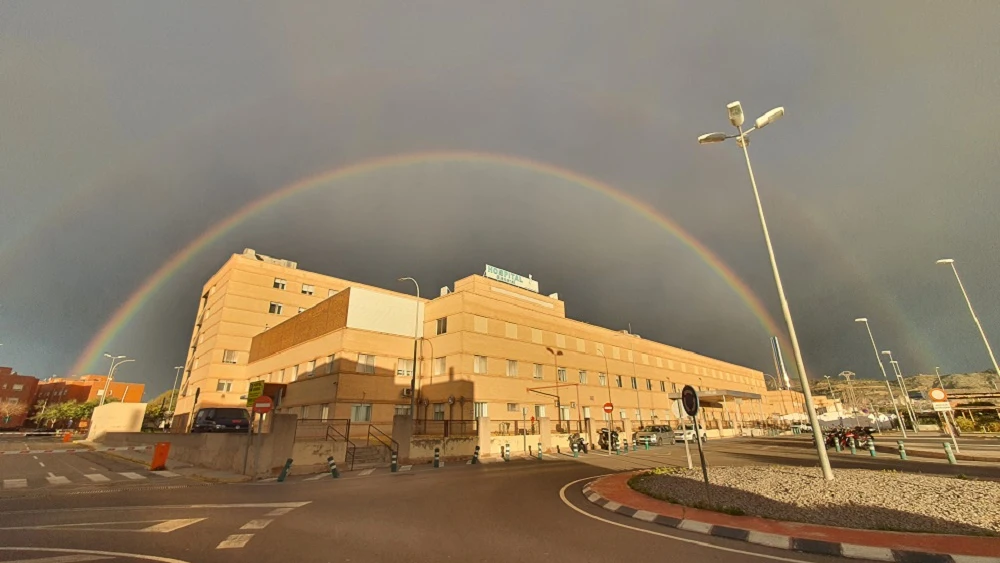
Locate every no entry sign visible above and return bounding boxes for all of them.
[681,385,699,417]
[253,395,273,414]
[603,402,614,414]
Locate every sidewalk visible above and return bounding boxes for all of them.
[83,442,251,484]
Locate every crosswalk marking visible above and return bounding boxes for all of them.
[46,475,71,485]
[216,533,254,549]
[240,519,272,530]
[150,471,180,477]
[3,478,28,489]
[358,468,375,476]
[304,473,327,481]
[119,472,146,480]
[398,465,412,472]
[84,473,111,482]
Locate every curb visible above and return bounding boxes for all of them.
[581,473,1000,563]
[93,449,250,484]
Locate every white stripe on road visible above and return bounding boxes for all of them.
[85,474,111,482]
[240,519,272,530]
[140,518,206,533]
[358,469,375,476]
[46,475,71,485]
[398,465,412,471]
[840,544,894,561]
[0,555,113,563]
[304,474,327,481]
[3,478,28,489]
[216,534,254,549]
[38,462,45,467]
[119,472,146,480]
[265,507,295,517]
[150,471,180,477]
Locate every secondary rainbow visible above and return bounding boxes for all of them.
[70,151,789,376]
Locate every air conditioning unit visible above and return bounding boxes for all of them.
[401,388,413,397]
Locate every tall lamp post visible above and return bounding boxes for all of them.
[698,101,833,480]
[597,349,614,457]
[100,354,134,406]
[398,278,421,420]
[168,365,183,415]
[882,351,919,432]
[936,259,1000,387]
[854,319,906,437]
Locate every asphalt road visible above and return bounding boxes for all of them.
[0,458,865,563]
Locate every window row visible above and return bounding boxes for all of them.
[272,277,339,298]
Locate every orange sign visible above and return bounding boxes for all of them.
[150,441,171,471]
[929,388,948,402]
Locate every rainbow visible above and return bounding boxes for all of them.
[70,151,789,376]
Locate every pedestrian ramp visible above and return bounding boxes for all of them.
[2,470,180,490]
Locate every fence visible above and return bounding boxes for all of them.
[550,419,585,434]
[489,419,537,436]
[414,419,478,437]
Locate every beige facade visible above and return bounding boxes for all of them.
[173,249,405,427]
[245,269,772,433]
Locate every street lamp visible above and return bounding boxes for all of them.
[936,259,1000,385]
[597,349,614,457]
[168,365,184,416]
[398,277,421,420]
[698,101,833,480]
[100,353,134,406]
[546,347,565,425]
[854,319,906,437]
[882,351,919,432]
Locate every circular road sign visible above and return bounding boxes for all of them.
[928,388,948,402]
[253,395,273,414]
[603,402,614,414]
[681,385,699,417]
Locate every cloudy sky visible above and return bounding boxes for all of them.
[1,1,998,396]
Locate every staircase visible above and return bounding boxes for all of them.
[350,445,390,470]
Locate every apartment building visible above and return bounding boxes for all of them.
[245,268,771,432]
[34,375,145,406]
[172,249,406,429]
[0,367,40,429]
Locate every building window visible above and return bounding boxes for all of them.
[660,381,666,392]
[12,384,24,391]
[598,373,607,386]
[474,316,488,333]
[506,403,519,413]
[619,409,627,420]
[273,278,286,290]
[397,358,414,377]
[535,405,546,419]
[473,356,487,375]
[583,406,591,419]
[560,406,571,420]
[630,377,638,390]
[222,350,238,364]
[432,403,445,420]
[603,412,611,421]
[635,409,641,420]
[357,354,376,374]
[301,284,315,295]
[297,307,306,314]
[556,334,566,348]
[269,302,283,314]
[7,397,19,404]
[505,323,517,338]
[278,369,285,383]
[533,364,544,380]
[350,404,372,422]
[321,404,330,421]
[615,375,623,388]
[671,382,678,392]
[307,360,316,375]
[435,317,448,335]
[433,357,446,376]
[474,402,488,418]
[299,406,307,419]
[394,405,411,416]
[646,379,652,391]
[579,370,588,384]
[327,355,335,374]
[558,368,567,383]
[216,380,233,392]
[506,360,518,377]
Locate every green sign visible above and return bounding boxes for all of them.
[246,380,265,408]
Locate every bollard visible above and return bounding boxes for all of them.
[327,456,340,478]
[632,439,637,452]
[391,451,399,472]
[433,447,441,468]
[897,440,907,460]
[472,445,480,464]
[644,440,649,451]
[504,443,510,462]
[834,439,842,453]
[850,437,857,455]
[868,439,877,457]
[277,458,293,482]
[944,442,957,465]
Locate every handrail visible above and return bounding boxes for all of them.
[368,425,399,457]
[326,422,357,471]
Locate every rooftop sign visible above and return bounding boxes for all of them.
[484,264,539,293]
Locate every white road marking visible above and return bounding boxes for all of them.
[38,462,45,467]
[265,507,295,517]
[632,509,658,522]
[747,531,791,549]
[32,456,38,460]
[46,475,71,485]
[0,555,113,563]
[6,502,312,516]
[119,472,146,480]
[240,519,272,530]
[150,471,180,477]
[84,474,111,482]
[840,543,894,561]
[398,465,412,471]
[140,518,206,533]
[559,476,822,562]
[304,473,327,481]
[0,546,191,563]
[3,478,28,489]
[216,534,254,549]
[678,520,714,534]
[358,469,375,476]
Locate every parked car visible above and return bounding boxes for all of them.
[635,425,675,446]
[680,426,707,443]
[190,407,251,433]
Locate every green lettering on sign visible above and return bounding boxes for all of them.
[246,380,265,408]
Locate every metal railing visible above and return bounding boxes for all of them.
[550,419,584,434]
[367,425,399,462]
[490,419,537,436]
[414,419,478,437]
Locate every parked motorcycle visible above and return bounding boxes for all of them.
[568,433,588,453]
[598,428,621,451]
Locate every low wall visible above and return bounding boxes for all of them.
[409,435,477,462]
[290,440,347,475]
[87,402,146,442]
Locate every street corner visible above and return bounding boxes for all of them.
[581,472,1000,562]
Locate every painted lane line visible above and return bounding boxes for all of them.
[358,469,375,476]
[240,519,272,530]
[0,546,191,563]
[6,501,313,516]
[140,518,206,533]
[265,508,295,517]
[119,472,146,480]
[150,471,180,477]
[46,475,71,485]
[38,462,45,467]
[0,555,114,563]
[84,474,111,482]
[3,478,28,489]
[32,456,38,460]
[558,476,820,563]
[304,474,326,481]
[216,534,254,549]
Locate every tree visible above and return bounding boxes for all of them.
[144,401,168,428]
[0,401,27,425]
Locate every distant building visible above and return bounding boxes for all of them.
[0,367,40,429]
[34,374,145,407]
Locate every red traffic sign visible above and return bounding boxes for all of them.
[928,388,948,402]
[681,385,700,417]
[252,396,273,414]
[603,402,614,414]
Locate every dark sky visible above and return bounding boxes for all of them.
[1,2,998,397]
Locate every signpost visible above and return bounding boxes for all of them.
[929,388,960,453]
[681,385,710,499]
[603,403,614,457]
[246,380,265,408]
[250,396,272,479]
